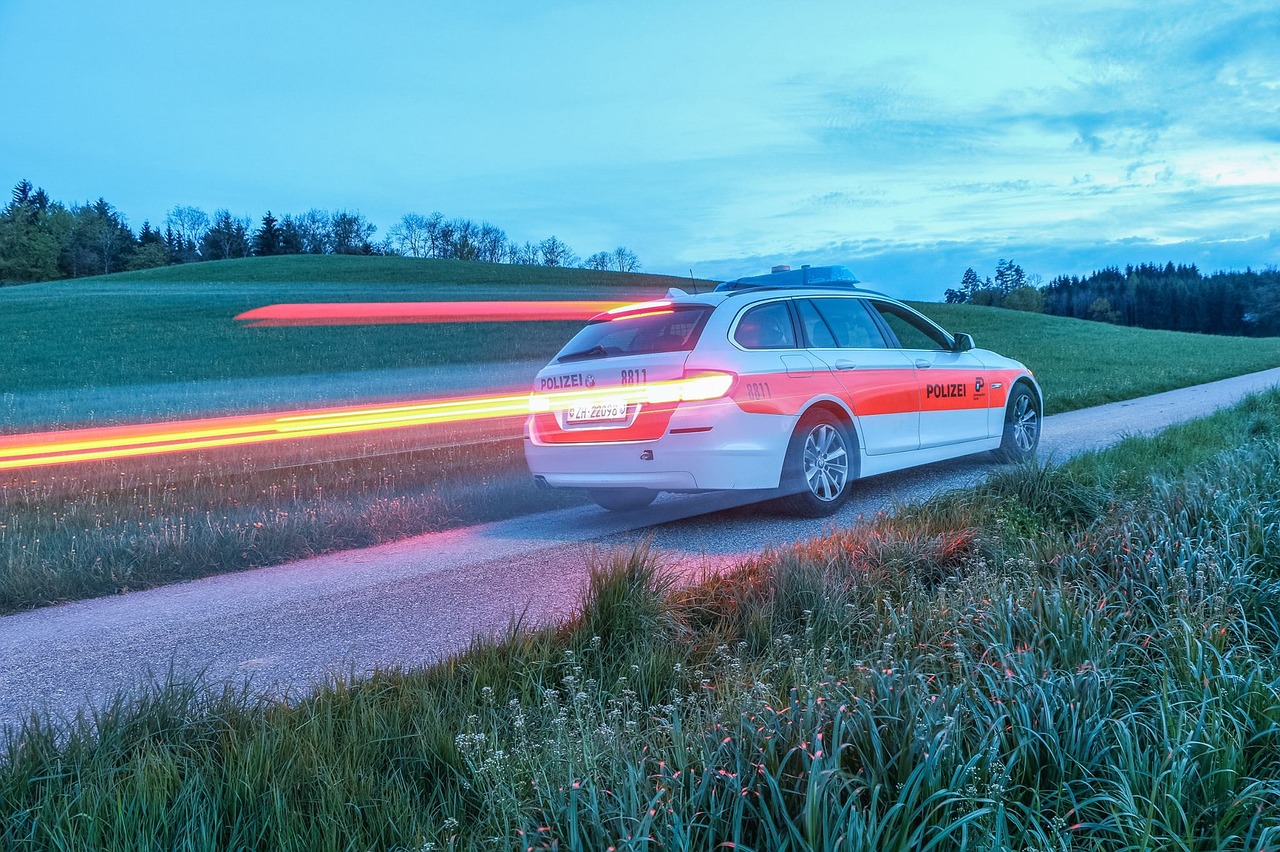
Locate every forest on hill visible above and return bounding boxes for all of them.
[0,179,640,284]
[945,258,1280,337]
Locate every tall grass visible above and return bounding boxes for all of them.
[4,393,1280,849]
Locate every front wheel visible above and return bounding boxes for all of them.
[994,384,1040,463]
[776,410,855,517]
[587,487,658,512]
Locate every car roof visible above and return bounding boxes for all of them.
[658,274,891,309]
[595,267,897,320]
[715,264,861,291]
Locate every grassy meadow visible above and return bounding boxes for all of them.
[2,256,698,396]
[2,256,1279,612]
[4,390,1279,850]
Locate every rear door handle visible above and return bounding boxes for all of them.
[915,359,933,369]
[834,359,857,371]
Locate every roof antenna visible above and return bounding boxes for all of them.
[688,268,699,294]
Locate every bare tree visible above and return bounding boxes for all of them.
[504,240,540,265]
[294,209,332,254]
[330,210,377,254]
[388,213,431,257]
[423,212,446,258]
[585,251,612,270]
[476,222,507,263]
[539,235,577,267]
[165,205,209,257]
[611,246,640,273]
[447,219,480,260]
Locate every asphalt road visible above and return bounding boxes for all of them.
[3,366,1279,729]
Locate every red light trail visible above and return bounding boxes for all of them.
[0,391,533,471]
[235,301,631,326]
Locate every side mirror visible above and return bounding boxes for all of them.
[952,332,975,352]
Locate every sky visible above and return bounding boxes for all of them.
[2,0,1277,299]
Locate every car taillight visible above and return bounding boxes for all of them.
[527,370,736,414]
[643,371,736,404]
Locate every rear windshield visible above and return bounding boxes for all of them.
[554,304,713,363]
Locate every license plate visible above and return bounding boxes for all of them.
[565,398,629,424]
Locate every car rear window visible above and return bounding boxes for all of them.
[733,301,798,349]
[554,304,713,363]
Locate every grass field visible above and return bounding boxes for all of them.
[2,256,1279,613]
[2,256,701,395]
[4,390,1278,850]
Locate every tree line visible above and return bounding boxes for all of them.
[945,259,1280,337]
[0,179,642,284]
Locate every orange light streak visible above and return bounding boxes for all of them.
[0,391,534,472]
[605,309,674,321]
[1,367,736,472]
[235,301,633,327]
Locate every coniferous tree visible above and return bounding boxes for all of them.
[200,210,251,260]
[278,215,304,254]
[252,211,283,256]
[0,179,66,281]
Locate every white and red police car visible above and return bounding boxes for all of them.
[525,265,1041,515]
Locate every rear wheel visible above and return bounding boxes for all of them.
[777,409,855,517]
[994,384,1040,463]
[587,487,658,512]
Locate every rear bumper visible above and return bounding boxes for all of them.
[525,401,797,491]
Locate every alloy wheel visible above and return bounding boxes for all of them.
[802,423,849,501]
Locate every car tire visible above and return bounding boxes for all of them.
[994,384,1040,463]
[587,487,658,512]
[777,409,855,517]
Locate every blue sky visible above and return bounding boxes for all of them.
[2,0,1277,298]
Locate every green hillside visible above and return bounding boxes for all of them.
[3,255,1278,416]
[98,254,707,291]
[3,257,701,396]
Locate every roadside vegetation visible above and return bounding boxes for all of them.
[4,390,1279,849]
[2,256,1279,613]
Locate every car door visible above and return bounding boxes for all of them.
[865,299,989,448]
[727,298,826,416]
[797,296,920,455]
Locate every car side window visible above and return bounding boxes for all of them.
[734,301,797,350]
[795,299,837,347]
[809,298,887,348]
[869,301,950,351]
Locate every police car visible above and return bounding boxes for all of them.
[525,265,1041,515]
